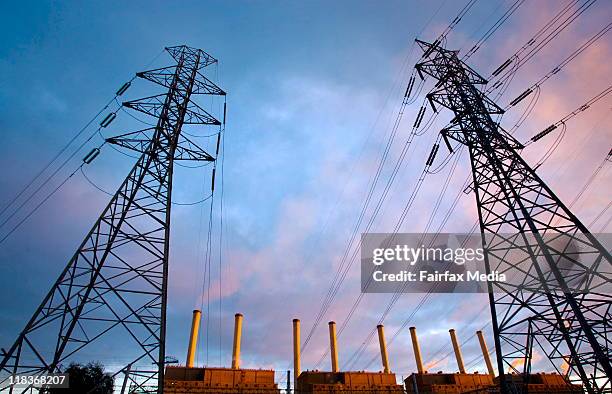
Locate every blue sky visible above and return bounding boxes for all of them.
[1,0,611,386]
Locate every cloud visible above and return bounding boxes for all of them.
[1,1,611,383]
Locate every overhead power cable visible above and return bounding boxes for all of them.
[462,0,526,60]
[81,166,215,206]
[301,88,409,352]
[300,0,455,355]
[0,100,122,227]
[0,143,105,245]
[504,22,612,110]
[344,82,609,371]
[433,0,480,46]
[316,0,532,368]
[318,138,458,370]
[495,0,580,67]
[304,92,432,356]
[490,0,598,88]
[0,48,165,225]
[294,54,424,363]
[590,200,612,231]
[313,120,446,369]
[0,117,116,233]
[342,6,609,369]
[567,152,610,209]
[525,84,612,147]
[548,148,611,228]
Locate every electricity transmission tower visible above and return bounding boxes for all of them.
[0,45,225,393]
[414,40,611,393]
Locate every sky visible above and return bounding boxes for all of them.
[0,0,611,388]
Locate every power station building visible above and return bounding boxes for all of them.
[162,312,581,394]
[163,312,280,394]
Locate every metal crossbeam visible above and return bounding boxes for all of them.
[123,94,221,125]
[137,67,225,96]
[106,129,215,162]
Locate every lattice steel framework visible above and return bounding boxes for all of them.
[415,39,611,393]
[0,45,225,393]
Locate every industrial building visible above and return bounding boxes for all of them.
[160,307,583,394]
[403,327,496,394]
[404,327,581,394]
[293,320,405,393]
[163,311,280,394]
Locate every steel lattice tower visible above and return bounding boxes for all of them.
[0,45,225,393]
[415,40,611,393]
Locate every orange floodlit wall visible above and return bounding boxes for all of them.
[405,372,495,394]
[164,366,280,393]
[297,370,404,393]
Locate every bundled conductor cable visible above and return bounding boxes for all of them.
[426,143,440,166]
[413,105,426,128]
[405,75,416,98]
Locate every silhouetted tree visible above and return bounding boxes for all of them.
[47,362,113,394]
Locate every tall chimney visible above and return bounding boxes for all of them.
[477,330,495,377]
[377,324,390,373]
[328,321,339,372]
[232,313,243,369]
[409,326,425,374]
[293,319,301,388]
[186,310,201,368]
[449,329,466,373]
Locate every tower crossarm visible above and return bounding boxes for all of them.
[137,66,225,96]
[106,129,215,161]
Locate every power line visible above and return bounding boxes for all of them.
[300,0,455,355]
[322,141,460,370]
[462,0,526,60]
[0,49,165,227]
[590,200,612,230]
[0,103,119,229]
[312,113,443,369]
[344,18,602,372]
[0,142,104,245]
[307,0,488,365]
[314,0,531,369]
[0,100,115,220]
[523,84,612,161]
[432,0,480,47]
[504,22,612,111]
[490,0,598,88]
[566,151,610,209]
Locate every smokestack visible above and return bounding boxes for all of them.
[409,327,425,374]
[449,329,466,373]
[377,324,390,373]
[328,321,339,372]
[232,313,243,369]
[293,319,301,388]
[186,310,202,368]
[477,330,495,377]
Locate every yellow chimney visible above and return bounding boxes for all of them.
[377,324,390,373]
[409,326,425,374]
[232,313,243,369]
[328,321,339,372]
[293,319,301,387]
[186,310,201,368]
[477,330,495,377]
[449,329,466,373]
